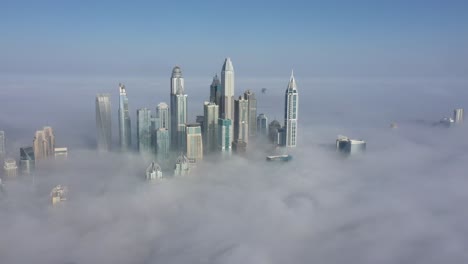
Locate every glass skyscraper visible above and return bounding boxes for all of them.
[186,124,203,162]
[257,113,268,136]
[137,108,152,154]
[118,83,131,151]
[234,96,249,144]
[156,128,170,164]
[210,74,222,107]
[0,131,5,163]
[96,94,112,151]
[170,66,187,152]
[156,102,170,130]
[203,102,219,154]
[284,71,299,147]
[221,58,234,120]
[243,90,257,137]
[20,146,35,175]
[218,118,233,153]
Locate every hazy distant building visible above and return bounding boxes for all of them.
[196,115,205,134]
[234,96,249,144]
[174,154,190,176]
[137,108,153,154]
[336,136,366,154]
[218,118,233,153]
[155,128,170,164]
[268,120,282,144]
[186,124,203,162]
[277,127,286,146]
[96,94,112,151]
[210,74,222,107]
[20,147,35,175]
[454,108,464,123]
[243,90,257,137]
[54,147,68,160]
[220,58,234,120]
[33,127,55,160]
[118,83,131,150]
[203,102,219,154]
[3,158,18,178]
[0,131,5,163]
[155,102,170,130]
[51,185,67,205]
[284,71,299,147]
[146,161,163,181]
[232,139,247,154]
[170,66,188,152]
[257,114,268,136]
[440,117,455,127]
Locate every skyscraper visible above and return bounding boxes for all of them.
[234,96,249,144]
[454,108,464,123]
[257,113,268,136]
[336,136,366,155]
[268,120,282,144]
[210,74,222,107]
[20,146,35,175]
[156,102,170,130]
[146,161,163,181]
[243,90,257,137]
[220,58,234,120]
[4,158,18,178]
[155,128,170,164]
[137,108,152,154]
[118,83,131,150]
[170,66,187,152]
[33,127,55,160]
[203,102,219,153]
[186,124,203,162]
[284,71,299,147]
[0,131,5,163]
[174,154,190,176]
[96,94,112,151]
[218,118,233,153]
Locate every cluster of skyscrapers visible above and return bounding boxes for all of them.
[95,58,299,177]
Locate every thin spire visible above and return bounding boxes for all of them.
[287,70,297,91]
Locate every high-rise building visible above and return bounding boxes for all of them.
[51,185,67,205]
[268,120,282,144]
[454,108,464,123]
[220,58,234,120]
[218,118,233,153]
[186,124,203,162]
[137,108,152,154]
[156,102,170,130]
[146,161,163,181]
[336,136,366,154]
[118,83,131,150]
[20,146,35,175]
[210,74,222,107]
[3,158,18,178]
[203,102,219,153]
[232,139,247,154]
[234,96,249,144]
[96,94,112,151]
[174,154,190,176]
[0,131,5,163]
[54,147,68,160]
[243,90,257,137]
[196,115,205,134]
[155,128,170,164]
[33,127,55,160]
[170,66,187,152]
[257,114,268,136]
[284,71,299,147]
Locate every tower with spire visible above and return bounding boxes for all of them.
[118,83,131,151]
[284,71,298,147]
[220,58,234,120]
[170,66,187,152]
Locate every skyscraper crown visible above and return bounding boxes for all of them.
[287,70,297,92]
[172,66,183,78]
[221,57,234,72]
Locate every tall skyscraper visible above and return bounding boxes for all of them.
[137,108,152,154]
[4,158,18,178]
[156,102,170,130]
[20,146,35,175]
[210,74,222,107]
[243,90,257,137]
[174,154,190,176]
[155,128,170,164]
[268,120,282,144]
[96,94,112,151]
[186,124,203,162]
[220,58,234,120]
[118,83,131,150]
[203,102,219,154]
[0,131,5,163]
[218,118,233,153]
[284,71,299,147]
[454,108,464,123]
[33,127,55,160]
[234,96,249,144]
[146,161,163,181]
[257,113,268,136]
[170,66,188,152]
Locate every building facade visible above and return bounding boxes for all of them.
[243,90,257,137]
[220,58,234,120]
[4,158,18,178]
[137,108,152,154]
[155,128,170,164]
[203,102,219,154]
[268,120,282,144]
[218,118,233,153]
[186,124,203,162]
[20,146,35,175]
[156,102,170,130]
[210,74,222,107]
[96,94,112,151]
[174,154,190,176]
[336,136,366,154]
[118,83,131,150]
[170,66,187,152]
[146,161,163,181]
[33,127,55,160]
[0,131,5,163]
[284,71,299,147]
[257,113,268,136]
[454,108,464,123]
[234,96,249,144]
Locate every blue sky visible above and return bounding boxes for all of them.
[1,0,468,77]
